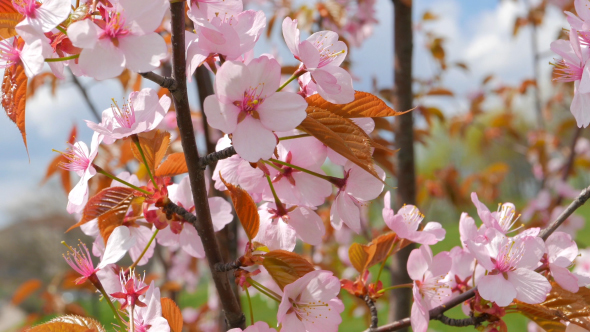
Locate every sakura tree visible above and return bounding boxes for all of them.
[4,0,590,331]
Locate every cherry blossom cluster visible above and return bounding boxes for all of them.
[10,0,589,331]
[551,0,590,127]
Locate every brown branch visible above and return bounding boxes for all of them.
[167,2,245,329]
[215,259,242,272]
[69,68,101,121]
[434,313,489,327]
[361,295,378,331]
[139,71,178,93]
[370,183,590,332]
[198,146,236,169]
[390,0,415,328]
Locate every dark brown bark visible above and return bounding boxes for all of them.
[390,0,415,329]
[167,2,245,329]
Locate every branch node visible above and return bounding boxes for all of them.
[434,313,489,327]
[360,295,378,331]
[139,72,178,92]
[197,146,237,170]
[214,259,242,272]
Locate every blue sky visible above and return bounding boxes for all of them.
[0,0,564,227]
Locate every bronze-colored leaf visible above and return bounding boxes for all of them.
[348,243,375,273]
[219,174,259,240]
[2,62,28,154]
[131,130,171,173]
[161,298,183,332]
[27,315,106,332]
[262,250,315,290]
[0,0,21,39]
[305,91,408,118]
[298,109,378,179]
[67,187,136,232]
[515,282,590,331]
[11,279,42,305]
[155,152,188,177]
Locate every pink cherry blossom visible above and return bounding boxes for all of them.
[63,240,99,285]
[407,245,452,332]
[67,0,168,80]
[574,248,590,277]
[110,269,149,310]
[471,192,521,234]
[187,0,243,22]
[86,88,171,144]
[383,192,445,245]
[13,0,70,42]
[98,226,138,270]
[228,321,277,332]
[185,9,265,76]
[277,270,344,332]
[212,135,266,200]
[282,17,354,104]
[203,57,308,162]
[331,162,385,233]
[59,132,103,214]
[550,28,590,127]
[0,37,43,78]
[467,229,551,307]
[130,281,171,332]
[156,176,233,257]
[263,137,331,207]
[447,246,476,295]
[254,202,325,251]
[545,232,590,292]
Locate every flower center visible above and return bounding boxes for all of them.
[401,205,424,227]
[12,0,38,17]
[111,98,136,128]
[100,10,130,42]
[0,39,22,69]
[289,299,331,323]
[56,144,91,173]
[493,240,524,273]
[416,275,450,304]
[310,33,346,68]
[496,203,520,233]
[551,59,583,83]
[234,84,265,123]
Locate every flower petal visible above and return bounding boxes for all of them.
[118,33,167,73]
[98,226,137,269]
[508,269,551,304]
[232,116,277,162]
[257,92,308,132]
[478,274,517,306]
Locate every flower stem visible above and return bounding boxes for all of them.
[268,158,337,183]
[128,229,159,270]
[375,235,398,282]
[45,54,79,62]
[247,277,282,302]
[56,25,67,35]
[279,134,310,141]
[265,175,287,214]
[130,304,135,332]
[95,280,126,328]
[245,286,254,325]
[94,166,152,196]
[276,69,305,92]
[378,283,413,294]
[132,135,159,189]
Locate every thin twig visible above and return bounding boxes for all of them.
[361,295,378,331]
[198,146,237,169]
[370,184,590,332]
[167,1,245,329]
[139,71,178,93]
[434,313,489,327]
[69,68,101,121]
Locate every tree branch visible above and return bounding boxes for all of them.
[139,71,178,93]
[361,295,378,331]
[434,313,489,327]
[198,146,236,169]
[215,259,243,272]
[167,2,245,329]
[69,68,101,122]
[370,183,590,332]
